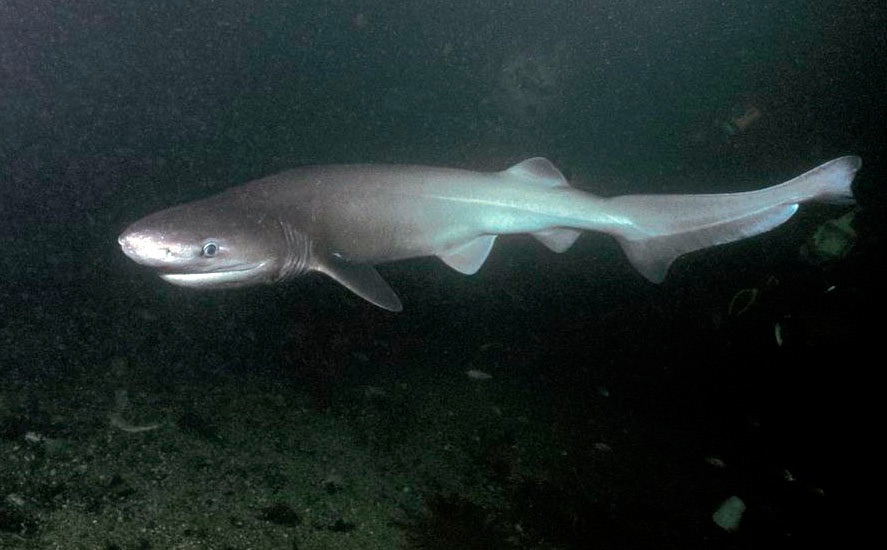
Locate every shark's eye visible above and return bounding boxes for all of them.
[202,242,218,257]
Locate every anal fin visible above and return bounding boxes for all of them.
[533,228,581,253]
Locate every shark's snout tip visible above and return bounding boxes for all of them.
[117,232,131,250]
[117,230,140,260]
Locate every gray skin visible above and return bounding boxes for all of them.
[119,156,861,311]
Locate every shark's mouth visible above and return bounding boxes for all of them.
[158,262,270,288]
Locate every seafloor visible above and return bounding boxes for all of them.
[1,208,871,549]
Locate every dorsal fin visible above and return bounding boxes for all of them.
[503,157,569,188]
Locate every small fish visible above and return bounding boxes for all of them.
[466,369,492,380]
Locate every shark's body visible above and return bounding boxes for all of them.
[119,156,861,311]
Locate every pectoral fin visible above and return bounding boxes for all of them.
[315,255,403,311]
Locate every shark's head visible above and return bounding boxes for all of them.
[118,195,310,289]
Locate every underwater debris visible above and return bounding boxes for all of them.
[0,504,38,536]
[257,503,301,526]
[103,474,138,503]
[108,389,161,433]
[0,413,28,441]
[23,432,49,444]
[728,288,759,317]
[801,209,858,264]
[721,104,762,137]
[400,493,512,550]
[313,518,357,533]
[727,275,780,318]
[363,385,388,399]
[321,471,345,494]
[712,495,746,532]
[175,410,219,440]
[496,42,571,124]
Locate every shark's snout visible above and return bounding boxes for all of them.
[118,231,136,258]
[117,228,175,267]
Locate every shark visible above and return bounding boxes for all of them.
[118,156,861,311]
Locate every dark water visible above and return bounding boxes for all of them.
[1,1,884,548]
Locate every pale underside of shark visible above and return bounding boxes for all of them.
[118,156,861,311]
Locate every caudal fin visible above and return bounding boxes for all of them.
[614,156,862,283]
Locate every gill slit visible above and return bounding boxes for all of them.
[278,220,311,280]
